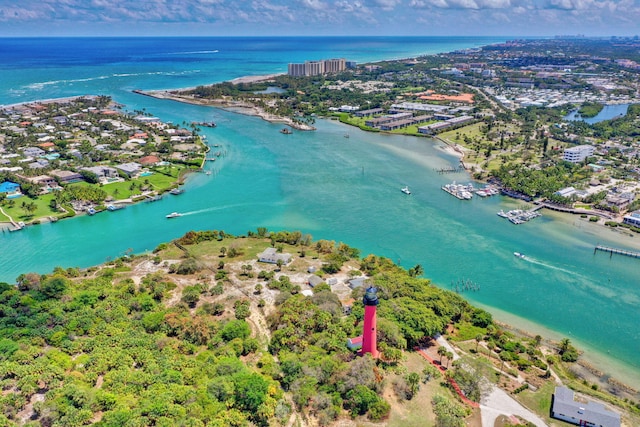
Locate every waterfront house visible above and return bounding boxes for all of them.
[623,211,640,227]
[115,162,142,178]
[551,386,620,427]
[0,181,21,196]
[28,175,57,188]
[257,247,292,265]
[82,166,119,180]
[49,170,84,184]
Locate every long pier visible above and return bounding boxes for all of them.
[595,245,640,259]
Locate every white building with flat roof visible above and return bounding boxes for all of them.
[563,145,595,163]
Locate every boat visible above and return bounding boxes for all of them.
[514,252,525,259]
[193,121,216,127]
[280,128,292,134]
[166,212,182,219]
[344,133,350,138]
[107,204,124,211]
[170,188,184,195]
[87,207,97,215]
[401,186,411,195]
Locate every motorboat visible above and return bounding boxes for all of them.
[514,252,525,259]
[401,186,411,195]
[166,212,182,219]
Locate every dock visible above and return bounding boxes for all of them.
[435,166,463,174]
[595,245,640,259]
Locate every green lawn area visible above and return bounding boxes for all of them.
[439,122,485,146]
[72,165,187,200]
[1,193,59,222]
[389,120,438,136]
[515,380,555,424]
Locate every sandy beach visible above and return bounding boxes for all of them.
[138,73,315,131]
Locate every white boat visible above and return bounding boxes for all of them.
[401,186,411,195]
[514,252,525,259]
[166,212,182,219]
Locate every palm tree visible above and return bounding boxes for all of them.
[475,334,483,352]
[437,346,447,364]
[445,351,454,368]
[559,338,571,354]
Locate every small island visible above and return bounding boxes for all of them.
[0,96,209,230]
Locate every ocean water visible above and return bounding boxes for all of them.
[1,37,639,390]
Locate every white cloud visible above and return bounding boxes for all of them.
[302,0,327,11]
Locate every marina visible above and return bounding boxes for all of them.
[442,182,474,200]
[497,207,542,224]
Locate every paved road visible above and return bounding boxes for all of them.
[480,386,548,427]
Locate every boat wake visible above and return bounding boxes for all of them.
[179,203,248,216]
[517,255,577,277]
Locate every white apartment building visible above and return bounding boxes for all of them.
[563,145,594,163]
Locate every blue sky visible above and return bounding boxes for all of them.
[0,0,637,37]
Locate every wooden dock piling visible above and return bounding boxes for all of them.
[595,245,640,259]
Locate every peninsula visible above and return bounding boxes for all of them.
[1,229,637,426]
[0,96,209,230]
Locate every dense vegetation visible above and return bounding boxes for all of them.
[0,230,490,427]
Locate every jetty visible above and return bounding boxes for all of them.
[435,166,463,174]
[595,245,640,259]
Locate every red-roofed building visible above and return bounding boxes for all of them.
[139,155,160,166]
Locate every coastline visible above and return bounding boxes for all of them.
[136,73,315,132]
[3,39,640,408]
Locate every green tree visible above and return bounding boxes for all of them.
[181,285,202,307]
[406,372,421,398]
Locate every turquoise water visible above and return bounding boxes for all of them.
[0,37,639,389]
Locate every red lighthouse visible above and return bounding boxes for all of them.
[361,286,379,358]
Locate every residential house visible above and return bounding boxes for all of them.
[551,386,620,427]
[257,247,292,264]
[139,155,161,166]
[0,181,21,196]
[82,166,119,179]
[28,159,49,169]
[28,175,57,187]
[22,147,45,157]
[49,170,84,184]
[115,162,142,178]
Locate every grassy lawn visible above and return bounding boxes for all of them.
[1,193,59,222]
[514,380,555,424]
[439,122,485,146]
[389,121,438,136]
